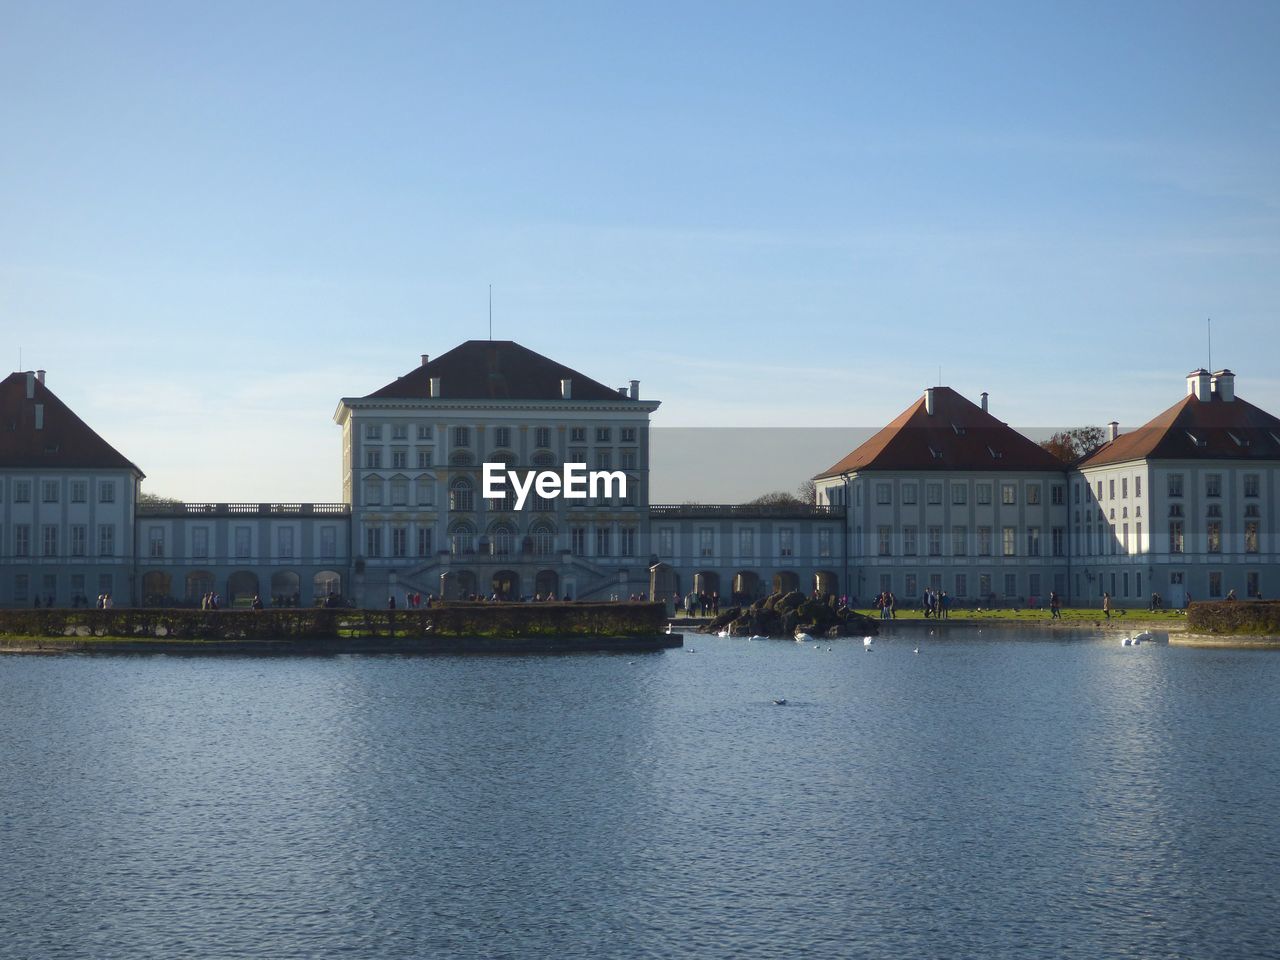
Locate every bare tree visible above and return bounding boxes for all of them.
[1040,426,1107,463]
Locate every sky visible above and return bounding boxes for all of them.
[3,1,1278,502]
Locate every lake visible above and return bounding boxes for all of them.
[2,630,1278,959]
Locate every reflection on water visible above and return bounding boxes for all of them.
[1,632,1277,959]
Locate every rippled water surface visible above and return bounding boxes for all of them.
[2,631,1279,959]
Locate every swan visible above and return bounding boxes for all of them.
[665,623,673,634]
[794,631,814,642]
[716,629,730,638]
[1121,636,1132,646]
[772,698,788,706]
[863,636,873,647]
[1133,631,1153,643]
[749,634,768,641]
[913,647,920,654]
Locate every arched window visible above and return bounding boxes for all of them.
[531,450,556,467]
[449,521,476,555]
[450,477,474,512]
[531,522,556,556]
[449,450,474,467]
[490,522,517,556]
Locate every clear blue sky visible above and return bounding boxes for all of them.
[3,1,1278,501]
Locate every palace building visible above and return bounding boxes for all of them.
[2,350,1277,609]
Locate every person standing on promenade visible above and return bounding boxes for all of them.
[1102,592,1111,619]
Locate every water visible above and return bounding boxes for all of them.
[2,632,1278,959]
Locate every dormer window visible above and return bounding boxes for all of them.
[928,446,943,460]
[951,423,966,436]
[1186,431,1207,447]
[987,446,1003,460]
[1229,431,1251,448]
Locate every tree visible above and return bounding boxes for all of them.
[746,491,808,508]
[1040,426,1107,463]
[138,491,186,509]
[796,479,817,505]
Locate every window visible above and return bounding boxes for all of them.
[570,527,586,556]
[1051,484,1065,506]
[1109,479,1116,500]
[977,483,992,505]
[1096,481,1103,500]
[97,525,114,557]
[1121,478,1128,499]
[658,528,674,556]
[1121,523,1129,554]
[453,426,471,448]
[1002,484,1016,506]
[1004,573,1017,597]
[818,528,831,558]
[978,526,992,556]
[699,528,714,557]
[417,449,434,469]
[70,480,87,503]
[904,573,918,598]
[365,424,382,441]
[1026,484,1040,506]
[621,427,636,442]
[595,450,612,470]
[41,480,59,503]
[596,526,611,557]
[927,483,942,505]
[1026,527,1041,556]
[417,527,434,557]
[1170,521,1184,554]
[570,427,586,443]
[416,479,435,507]
[14,574,28,603]
[235,527,251,558]
[535,427,551,449]
[99,481,115,504]
[391,480,408,506]
[1135,477,1142,498]
[952,525,967,556]
[531,524,554,556]
[927,526,942,556]
[568,448,586,465]
[903,526,917,555]
[278,527,294,559]
[979,573,992,599]
[1002,526,1016,556]
[192,527,209,559]
[596,427,611,443]
[365,526,382,557]
[951,483,967,506]
[449,479,474,512]
[1246,520,1259,554]
[392,450,407,470]
[365,449,382,469]
[392,424,407,441]
[620,526,637,557]
[1051,527,1065,557]
[148,527,164,558]
[450,524,475,555]
[417,424,433,440]
[1244,474,1260,498]
[1209,571,1223,599]
[902,483,917,505]
[738,528,754,557]
[390,527,407,558]
[1207,520,1222,554]
[876,483,892,505]
[1247,572,1260,598]
[621,449,638,469]
[532,494,554,512]
[1029,573,1041,598]
[1168,474,1183,497]
[494,426,511,449]
[1074,482,1081,504]
[321,526,337,560]
[39,524,57,557]
[1206,474,1222,497]
[71,525,87,557]
[877,526,892,556]
[364,479,383,506]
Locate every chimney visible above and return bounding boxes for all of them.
[36,369,45,385]
[617,386,627,397]
[629,379,639,400]
[428,377,441,398]
[35,404,44,430]
[1187,368,1211,401]
[980,391,988,413]
[1212,368,1235,402]
[420,354,430,367]
[25,371,34,399]
[560,378,572,400]
[1108,421,1120,443]
[924,388,935,416]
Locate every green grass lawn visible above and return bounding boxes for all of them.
[859,607,1187,623]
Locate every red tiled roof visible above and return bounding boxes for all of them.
[1079,392,1280,467]
[815,387,1065,478]
[0,372,142,473]
[364,341,641,402]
